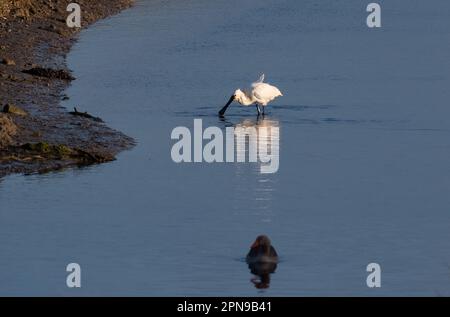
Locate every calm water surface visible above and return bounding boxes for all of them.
[1,0,450,295]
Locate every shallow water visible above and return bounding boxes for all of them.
[1,0,450,295]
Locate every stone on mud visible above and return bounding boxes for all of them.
[1,58,15,65]
[0,114,17,148]
[2,103,28,116]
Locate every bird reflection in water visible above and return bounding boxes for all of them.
[246,235,278,289]
[223,117,280,175]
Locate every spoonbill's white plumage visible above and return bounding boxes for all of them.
[219,74,283,116]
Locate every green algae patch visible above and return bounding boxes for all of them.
[1,142,115,176]
[54,144,72,156]
[22,142,51,153]
[21,142,73,157]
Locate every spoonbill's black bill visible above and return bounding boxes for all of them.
[218,95,235,117]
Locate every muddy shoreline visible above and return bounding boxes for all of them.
[0,0,136,178]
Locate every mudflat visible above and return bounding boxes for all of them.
[0,0,135,177]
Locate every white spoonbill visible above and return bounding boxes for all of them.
[219,74,283,117]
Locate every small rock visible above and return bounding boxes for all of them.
[1,58,15,66]
[31,131,42,138]
[0,113,18,148]
[2,103,28,116]
[69,107,104,122]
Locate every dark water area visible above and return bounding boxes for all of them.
[1,0,450,295]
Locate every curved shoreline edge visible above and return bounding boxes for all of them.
[0,0,136,178]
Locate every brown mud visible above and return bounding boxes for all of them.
[0,0,135,178]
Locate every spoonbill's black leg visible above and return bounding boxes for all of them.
[255,104,261,116]
[262,106,265,116]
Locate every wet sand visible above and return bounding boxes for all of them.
[0,0,135,177]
